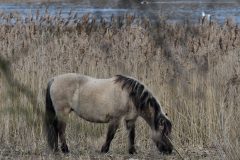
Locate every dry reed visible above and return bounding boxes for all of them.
[0,11,240,159]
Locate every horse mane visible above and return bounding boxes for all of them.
[114,75,160,113]
[114,75,172,133]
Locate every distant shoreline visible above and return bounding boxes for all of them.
[0,0,239,24]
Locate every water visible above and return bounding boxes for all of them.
[0,1,240,24]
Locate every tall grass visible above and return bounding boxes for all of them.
[0,11,240,159]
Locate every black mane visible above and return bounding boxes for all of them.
[115,75,172,132]
[115,75,160,114]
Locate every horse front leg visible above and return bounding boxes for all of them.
[101,119,119,153]
[125,119,137,154]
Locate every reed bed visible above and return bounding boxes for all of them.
[0,11,240,159]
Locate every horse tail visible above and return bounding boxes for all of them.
[45,79,58,151]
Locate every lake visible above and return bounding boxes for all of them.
[0,0,240,24]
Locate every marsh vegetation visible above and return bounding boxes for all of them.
[0,9,240,159]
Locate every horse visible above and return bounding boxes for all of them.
[44,73,173,154]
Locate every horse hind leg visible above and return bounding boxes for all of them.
[46,117,59,152]
[58,120,69,153]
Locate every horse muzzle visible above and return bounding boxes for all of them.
[156,138,173,154]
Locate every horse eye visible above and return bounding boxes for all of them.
[159,118,165,126]
[165,113,168,116]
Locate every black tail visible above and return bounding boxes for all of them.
[45,79,59,152]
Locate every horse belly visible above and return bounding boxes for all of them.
[72,101,116,123]
[72,94,123,123]
[72,95,128,123]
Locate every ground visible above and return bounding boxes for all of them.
[0,145,222,160]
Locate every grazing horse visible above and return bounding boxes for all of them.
[45,73,173,154]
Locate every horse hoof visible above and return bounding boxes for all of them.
[61,145,69,153]
[101,145,109,153]
[129,147,137,154]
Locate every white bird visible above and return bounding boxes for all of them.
[140,1,149,5]
[202,11,211,21]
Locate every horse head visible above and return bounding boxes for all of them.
[146,97,173,154]
[152,112,173,154]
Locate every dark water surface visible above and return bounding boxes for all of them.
[0,1,240,24]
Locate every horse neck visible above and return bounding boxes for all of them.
[139,105,157,130]
[137,97,164,131]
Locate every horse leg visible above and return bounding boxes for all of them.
[101,120,119,153]
[58,120,69,153]
[125,119,137,154]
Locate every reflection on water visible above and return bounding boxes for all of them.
[0,1,239,24]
